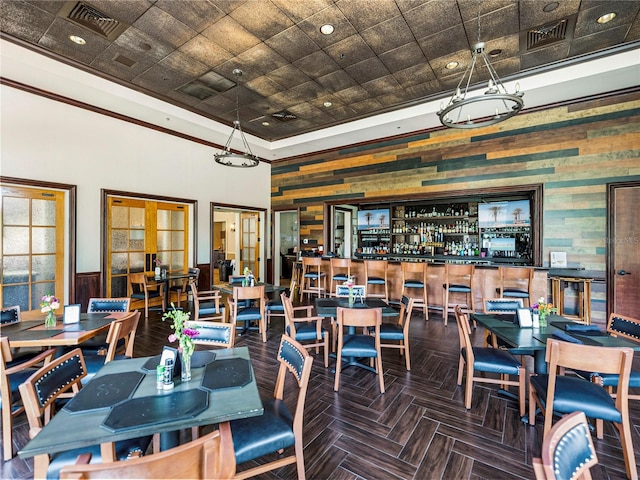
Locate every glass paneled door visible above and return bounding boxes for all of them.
[240,212,260,279]
[107,197,188,297]
[1,185,65,311]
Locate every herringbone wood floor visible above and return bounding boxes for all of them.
[2,297,639,479]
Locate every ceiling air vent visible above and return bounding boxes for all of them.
[271,110,297,122]
[113,54,136,68]
[58,1,129,41]
[521,15,576,52]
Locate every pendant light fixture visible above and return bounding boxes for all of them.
[437,4,524,129]
[214,69,260,168]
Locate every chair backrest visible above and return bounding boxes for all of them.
[336,306,382,334]
[128,272,149,294]
[483,298,524,314]
[500,266,533,291]
[191,283,224,320]
[454,305,475,362]
[398,295,415,329]
[233,285,265,302]
[19,348,87,438]
[445,263,474,285]
[545,338,633,418]
[188,267,201,286]
[607,313,640,343]
[335,285,366,299]
[533,411,598,480]
[59,422,236,479]
[302,256,323,268]
[1,305,21,325]
[402,261,426,282]
[229,275,245,285]
[188,321,235,348]
[87,298,131,313]
[365,260,387,279]
[330,257,351,275]
[273,335,314,437]
[104,311,141,362]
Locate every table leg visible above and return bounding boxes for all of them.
[100,441,116,462]
[159,430,180,451]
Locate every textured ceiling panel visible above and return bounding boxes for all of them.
[1,0,638,144]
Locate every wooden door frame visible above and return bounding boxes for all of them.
[272,207,300,285]
[101,189,197,297]
[606,180,640,318]
[1,176,77,304]
[211,202,267,287]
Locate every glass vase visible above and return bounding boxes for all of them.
[45,310,56,328]
[348,288,354,307]
[181,352,192,381]
[539,312,547,327]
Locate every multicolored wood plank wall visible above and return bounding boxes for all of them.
[271,91,640,321]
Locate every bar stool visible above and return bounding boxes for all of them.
[365,260,388,302]
[330,258,352,296]
[401,261,428,320]
[550,276,593,324]
[300,256,326,300]
[442,263,475,326]
[496,266,533,307]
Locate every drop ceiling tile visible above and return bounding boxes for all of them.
[179,35,233,68]
[335,0,401,31]
[155,0,225,32]
[202,15,261,55]
[294,50,342,78]
[265,25,320,62]
[133,5,196,48]
[316,69,358,93]
[230,0,294,40]
[236,43,289,75]
[0,0,55,42]
[360,15,416,55]
[379,42,427,73]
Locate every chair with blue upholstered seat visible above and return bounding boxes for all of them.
[82,311,140,384]
[329,258,352,297]
[19,348,152,479]
[532,411,598,480]
[443,263,475,326]
[128,272,165,318]
[401,262,428,319]
[228,285,267,342]
[364,259,388,302]
[192,282,225,322]
[497,266,533,307]
[378,295,414,371]
[528,338,636,480]
[300,256,326,300]
[1,336,55,460]
[482,298,531,358]
[334,306,385,393]
[281,292,328,368]
[230,335,313,480]
[454,305,525,416]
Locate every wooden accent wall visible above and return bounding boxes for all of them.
[272,91,640,323]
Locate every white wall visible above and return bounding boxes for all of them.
[0,85,271,273]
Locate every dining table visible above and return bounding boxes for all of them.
[472,313,640,374]
[215,281,288,296]
[19,346,263,469]
[1,312,121,349]
[148,271,197,307]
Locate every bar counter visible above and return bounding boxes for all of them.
[313,257,549,312]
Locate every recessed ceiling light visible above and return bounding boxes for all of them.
[69,35,86,45]
[542,2,559,13]
[323,101,332,108]
[320,24,334,35]
[262,121,270,126]
[597,12,616,24]
[445,61,459,70]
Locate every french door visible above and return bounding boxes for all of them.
[1,185,65,311]
[240,212,260,279]
[107,196,188,297]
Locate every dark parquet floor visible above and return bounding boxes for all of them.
[2,296,639,479]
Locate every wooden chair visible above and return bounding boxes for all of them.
[82,311,141,384]
[497,266,533,307]
[60,424,236,479]
[401,261,428,319]
[192,282,225,322]
[300,256,326,300]
[364,259,388,302]
[334,307,384,394]
[230,335,313,480]
[532,411,598,480]
[442,263,475,325]
[528,339,636,480]
[379,295,414,371]
[454,306,525,416]
[281,292,329,368]
[128,272,165,318]
[19,348,151,479]
[482,298,525,351]
[188,321,235,349]
[227,285,267,342]
[0,337,55,460]
[329,258,352,296]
